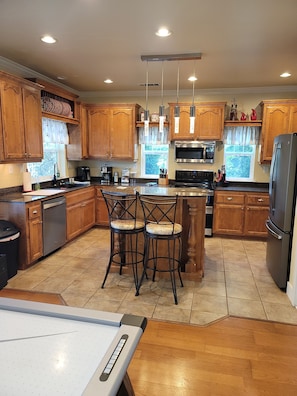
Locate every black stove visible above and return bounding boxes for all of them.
[175,170,214,190]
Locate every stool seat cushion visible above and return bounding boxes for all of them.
[146,222,182,236]
[111,219,145,231]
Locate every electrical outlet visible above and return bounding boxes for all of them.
[8,165,13,174]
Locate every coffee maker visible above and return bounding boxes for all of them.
[100,166,113,184]
[76,166,90,181]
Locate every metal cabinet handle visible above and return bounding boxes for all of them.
[257,198,264,202]
[32,210,38,214]
[227,197,233,201]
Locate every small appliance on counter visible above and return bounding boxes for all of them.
[121,168,130,185]
[76,166,90,182]
[100,166,113,184]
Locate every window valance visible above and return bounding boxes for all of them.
[42,118,69,144]
[138,126,169,145]
[223,126,260,146]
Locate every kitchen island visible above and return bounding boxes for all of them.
[103,185,209,280]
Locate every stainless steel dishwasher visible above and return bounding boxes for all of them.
[42,196,66,256]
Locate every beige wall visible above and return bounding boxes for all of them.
[1,87,297,189]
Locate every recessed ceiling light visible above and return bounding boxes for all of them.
[155,28,171,37]
[41,35,56,44]
[188,76,197,82]
[104,79,113,84]
[57,76,66,80]
[280,72,291,78]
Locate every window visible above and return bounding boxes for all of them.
[224,144,256,181]
[141,144,169,177]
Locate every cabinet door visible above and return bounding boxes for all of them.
[169,105,192,140]
[196,105,224,140]
[66,202,82,241]
[67,104,89,160]
[95,188,109,226]
[213,203,244,235]
[0,79,26,160]
[88,107,110,159]
[27,203,43,262]
[288,105,297,132]
[110,107,136,160]
[260,105,290,163]
[81,198,95,231]
[244,205,269,236]
[22,86,43,160]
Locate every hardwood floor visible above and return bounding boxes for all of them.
[1,289,297,395]
[129,318,297,396]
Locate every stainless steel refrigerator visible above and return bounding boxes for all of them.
[266,133,297,289]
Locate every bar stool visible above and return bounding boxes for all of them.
[135,193,183,304]
[101,190,145,291]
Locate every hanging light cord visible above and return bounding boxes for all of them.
[161,61,164,107]
[176,62,180,105]
[145,61,149,112]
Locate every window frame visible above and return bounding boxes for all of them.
[140,144,169,178]
[223,144,256,182]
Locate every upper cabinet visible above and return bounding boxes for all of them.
[0,71,43,162]
[260,99,297,163]
[169,102,226,141]
[87,103,140,161]
[67,103,89,160]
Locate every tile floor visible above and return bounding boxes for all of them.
[6,228,297,326]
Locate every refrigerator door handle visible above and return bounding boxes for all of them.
[265,220,282,240]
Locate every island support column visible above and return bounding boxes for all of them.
[180,197,205,279]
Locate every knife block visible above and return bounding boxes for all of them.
[158,175,169,185]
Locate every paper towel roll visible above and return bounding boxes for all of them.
[23,170,32,192]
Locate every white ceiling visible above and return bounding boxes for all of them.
[0,0,297,95]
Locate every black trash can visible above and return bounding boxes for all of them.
[0,220,20,279]
[0,254,8,289]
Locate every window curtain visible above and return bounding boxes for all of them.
[223,126,260,145]
[42,118,69,144]
[138,126,169,145]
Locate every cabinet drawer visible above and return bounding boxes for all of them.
[246,194,269,206]
[215,192,245,205]
[28,203,41,219]
[66,187,94,206]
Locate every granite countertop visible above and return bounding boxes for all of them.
[0,181,269,203]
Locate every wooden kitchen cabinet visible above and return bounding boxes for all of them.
[169,102,226,141]
[260,99,297,163]
[213,191,245,235]
[0,71,43,162]
[27,202,43,263]
[95,187,109,226]
[214,190,269,237]
[87,103,140,160]
[244,193,269,237]
[67,103,89,160]
[0,200,43,270]
[66,187,95,241]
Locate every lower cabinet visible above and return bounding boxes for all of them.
[0,200,43,270]
[214,191,269,237]
[66,187,95,241]
[27,202,43,263]
[95,187,109,226]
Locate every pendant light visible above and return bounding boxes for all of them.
[144,61,149,136]
[159,61,165,133]
[189,62,197,134]
[174,63,180,134]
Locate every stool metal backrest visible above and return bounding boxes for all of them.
[136,192,183,304]
[101,190,145,291]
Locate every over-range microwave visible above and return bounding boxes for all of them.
[174,141,215,163]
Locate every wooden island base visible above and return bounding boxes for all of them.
[108,192,206,282]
